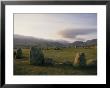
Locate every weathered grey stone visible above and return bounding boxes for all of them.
[30,47,44,65]
[16,48,23,59]
[79,53,86,66]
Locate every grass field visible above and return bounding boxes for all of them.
[14,47,97,75]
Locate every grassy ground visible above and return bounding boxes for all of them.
[43,47,97,64]
[14,47,97,75]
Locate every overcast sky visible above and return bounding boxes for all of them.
[14,13,97,43]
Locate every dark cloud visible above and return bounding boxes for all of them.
[58,28,96,39]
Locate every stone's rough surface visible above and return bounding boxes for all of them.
[74,52,86,66]
[80,53,86,66]
[16,48,23,59]
[30,47,44,65]
[74,53,80,66]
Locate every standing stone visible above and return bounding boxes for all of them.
[74,52,80,66]
[74,52,86,66]
[16,48,23,59]
[79,53,86,66]
[30,47,44,65]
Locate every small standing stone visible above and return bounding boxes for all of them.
[79,53,86,66]
[16,48,23,59]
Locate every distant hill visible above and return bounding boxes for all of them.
[86,39,97,46]
[14,34,97,48]
[14,35,67,48]
[70,41,85,46]
[70,39,97,47]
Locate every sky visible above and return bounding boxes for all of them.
[14,13,97,43]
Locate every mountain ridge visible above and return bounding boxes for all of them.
[14,34,97,48]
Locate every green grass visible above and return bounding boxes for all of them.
[43,47,97,64]
[14,47,97,75]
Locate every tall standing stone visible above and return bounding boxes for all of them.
[16,48,23,59]
[74,52,80,66]
[30,47,44,65]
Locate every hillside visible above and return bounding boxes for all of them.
[14,35,67,48]
[70,39,97,47]
[14,34,97,48]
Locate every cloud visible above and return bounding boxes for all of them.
[58,28,96,39]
